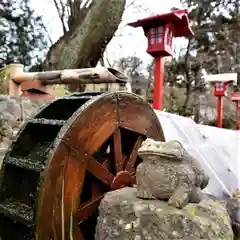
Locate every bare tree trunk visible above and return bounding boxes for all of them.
[45,0,125,70]
[182,38,193,114]
[45,0,126,92]
[193,70,201,123]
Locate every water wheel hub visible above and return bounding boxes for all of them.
[110,171,133,190]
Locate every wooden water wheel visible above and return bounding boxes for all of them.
[0,92,165,240]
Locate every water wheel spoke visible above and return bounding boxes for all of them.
[71,227,85,240]
[102,158,112,170]
[132,174,136,183]
[76,194,104,223]
[91,182,102,198]
[87,156,114,186]
[125,135,144,173]
[113,128,123,173]
[103,155,127,169]
[122,155,128,169]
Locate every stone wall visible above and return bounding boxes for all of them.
[0,95,44,165]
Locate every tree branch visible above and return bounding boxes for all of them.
[53,0,68,33]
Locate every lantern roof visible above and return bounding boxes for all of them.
[204,73,237,84]
[231,93,240,101]
[128,9,194,38]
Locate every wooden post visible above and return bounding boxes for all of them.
[8,64,24,97]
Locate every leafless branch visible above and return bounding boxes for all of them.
[104,56,113,67]
[66,0,92,28]
[125,0,135,9]
[53,0,68,33]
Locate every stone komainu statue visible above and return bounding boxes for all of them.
[136,139,209,208]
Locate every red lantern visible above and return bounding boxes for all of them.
[128,9,193,58]
[205,73,237,128]
[205,73,237,97]
[146,23,174,57]
[213,81,232,97]
[128,9,193,110]
[231,93,240,110]
[231,93,240,130]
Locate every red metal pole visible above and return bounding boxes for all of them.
[153,56,165,110]
[238,111,240,130]
[217,96,223,128]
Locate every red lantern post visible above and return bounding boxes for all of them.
[231,93,240,130]
[128,9,193,110]
[205,73,237,128]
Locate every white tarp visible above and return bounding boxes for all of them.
[154,110,240,200]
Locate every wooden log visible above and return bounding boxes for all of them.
[12,67,129,85]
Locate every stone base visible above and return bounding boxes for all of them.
[95,187,233,240]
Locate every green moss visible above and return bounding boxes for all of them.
[53,85,70,97]
[186,205,196,218]
[213,200,221,207]
[0,65,10,94]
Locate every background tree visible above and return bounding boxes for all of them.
[44,0,126,92]
[0,0,49,94]
[114,56,149,95]
[0,0,49,68]
[116,56,144,77]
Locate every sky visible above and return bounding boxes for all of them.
[31,0,188,69]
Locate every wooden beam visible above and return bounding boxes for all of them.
[12,67,129,85]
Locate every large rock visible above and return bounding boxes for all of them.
[0,95,44,150]
[227,190,240,239]
[95,187,234,240]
